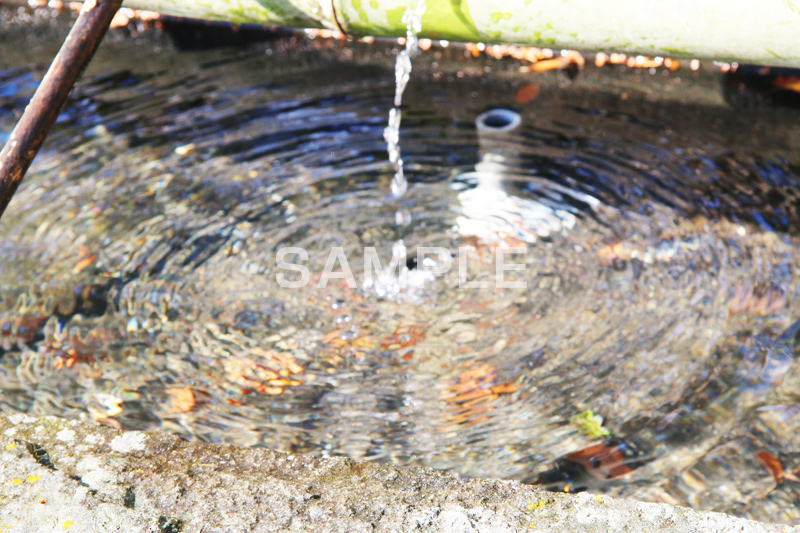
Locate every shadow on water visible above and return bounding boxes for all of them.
[2,8,800,524]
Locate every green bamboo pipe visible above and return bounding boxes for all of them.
[120,0,800,66]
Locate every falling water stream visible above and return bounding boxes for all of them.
[384,0,426,200]
[2,7,800,525]
[373,0,428,298]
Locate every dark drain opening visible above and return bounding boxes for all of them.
[476,108,521,132]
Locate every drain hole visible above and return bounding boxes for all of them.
[476,108,521,132]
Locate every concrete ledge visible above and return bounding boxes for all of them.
[0,414,794,532]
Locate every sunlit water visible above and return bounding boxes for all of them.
[2,11,800,524]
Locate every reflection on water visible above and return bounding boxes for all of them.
[2,12,800,524]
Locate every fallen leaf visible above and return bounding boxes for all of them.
[73,254,98,273]
[490,383,520,394]
[516,83,541,104]
[166,387,196,413]
[774,75,800,93]
[267,378,302,387]
[531,57,570,72]
[756,450,799,484]
[381,324,427,350]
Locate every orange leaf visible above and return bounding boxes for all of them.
[516,83,541,104]
[73,255,98,273]
[267,378,302,387]
[166,387,196,413]
[381,324,427,350]
[531,57,569,72]
[256,385,284,395]
[774,76,800,93]
[757,451,789,484]
[490,383,520,394]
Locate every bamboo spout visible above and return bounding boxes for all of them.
[120,0,800,67]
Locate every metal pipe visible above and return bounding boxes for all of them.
[0,0,124,220]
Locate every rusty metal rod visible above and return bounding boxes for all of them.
[0,0,123,220]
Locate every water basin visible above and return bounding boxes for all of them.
[1,8,800,524]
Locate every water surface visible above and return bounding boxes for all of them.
[1,10,800,524]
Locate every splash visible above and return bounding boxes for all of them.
[384,0,426,199]
[360,239,435,301]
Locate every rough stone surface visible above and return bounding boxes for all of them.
[0,414,795,532]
